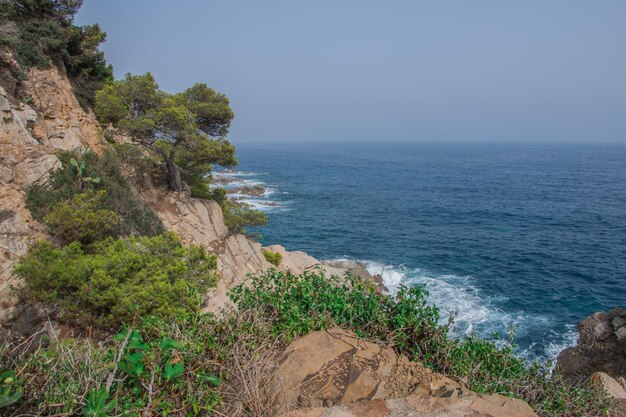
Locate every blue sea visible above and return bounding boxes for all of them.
[225,142,626,360]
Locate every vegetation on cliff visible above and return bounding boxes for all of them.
[14,233,217,328]
[0,3,622,417]
[94,72,236,193]
[27,150,164,238]
[0,0,113,108]
[2,270,621,416]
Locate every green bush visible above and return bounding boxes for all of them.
[1,0,113,109]
[14,233,217,328]
[221,201,267,235]
[229,270,618,417]
[261,249,282,266]
[44,190,119,245]
[27,150,164,238]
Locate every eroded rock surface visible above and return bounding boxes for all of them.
[138,187,375,315]
[273,328,536,417]
[557,308,626,379]
[0,62,102,326]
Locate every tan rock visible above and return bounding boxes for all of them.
[0,59,102,326]
[273,328,441,413]
[592,372,626,399]
[22,67,103,154]
[277,391,536,417]
[273,329,537,417]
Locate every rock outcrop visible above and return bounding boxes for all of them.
[557,308,626,380]
[0,62,102,326]
[591,372,626,412]
[272,328,536,417]
[135,186,374,315]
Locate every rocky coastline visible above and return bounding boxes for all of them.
[1,55,625,417]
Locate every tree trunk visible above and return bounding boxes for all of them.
[165,156,183,192]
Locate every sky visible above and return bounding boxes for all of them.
[76,1,626,144]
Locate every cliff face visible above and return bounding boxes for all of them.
[0,62,103,324]
[0,61,372,325]
[137,186,374,315]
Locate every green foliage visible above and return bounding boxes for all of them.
[70,156,101,186]
[0,316,224,416]
[1,271,620,417]
[229,270,443,343]
[94,73,236,191]
[221,201,267,235]
[82,388,116,417]
[1,0,113,109]
[44,189,119,245]
[14,233,217,328]
[262,249,282,266]
[0,370,22,409]
[229,270,620,417]
[26,150,164,238]
[187,178,228,203]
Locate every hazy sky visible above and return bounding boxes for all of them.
[76,1,626,143]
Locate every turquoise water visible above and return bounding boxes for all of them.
[228,142,626,360]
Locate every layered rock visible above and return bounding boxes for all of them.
[272,328,536,417]
[557,308,626,380]
[0,62,102,325]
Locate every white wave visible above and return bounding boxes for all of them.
[214,170,265,177]
[545,324,578,360]
[362,260,571,361]
[363,260,407,292]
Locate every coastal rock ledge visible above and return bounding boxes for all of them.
[557,308,626,380]
[273,328,536,417]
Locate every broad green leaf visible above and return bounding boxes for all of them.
[163,361,184,381]
[82,388,117,417]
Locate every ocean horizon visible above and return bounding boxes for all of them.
[224,141,626,361]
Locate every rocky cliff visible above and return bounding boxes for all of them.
[557,308,626,380]
[0,60,103,324]
[0,60,373,326]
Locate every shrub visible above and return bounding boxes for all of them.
[1,1,113,109]
[221,201,267,235]
[229,270,621,417]
[14,233,217,328]
[262,249,282,266]
[44,190,119,245]
[27,150,164,238]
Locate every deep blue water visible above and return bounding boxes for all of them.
[229,142,626,360]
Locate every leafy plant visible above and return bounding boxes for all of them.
[70,157,101,187]
[0,370,22,409]
[0,316,224,416]
[262,249,282,267]
[44,189,120,245]
[14,233,218,328]
[26,150,164,238]
[221,201,267,235]
[82,388,116,417]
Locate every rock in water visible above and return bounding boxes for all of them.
[557,308,626,380]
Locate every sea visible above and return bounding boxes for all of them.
[217,141,626,361]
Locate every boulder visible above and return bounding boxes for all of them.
[591,372,626,399]
[272,328,536,417]
[557,308,626,379]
